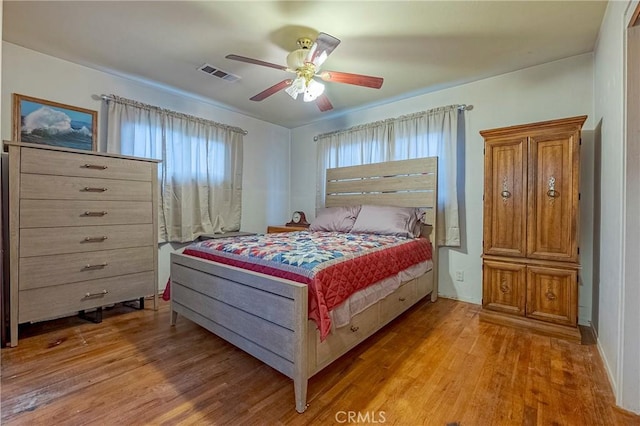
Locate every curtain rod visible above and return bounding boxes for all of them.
[101,94,248,136]
[313,103,473,141]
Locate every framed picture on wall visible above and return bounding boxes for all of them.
[12,93,97,151]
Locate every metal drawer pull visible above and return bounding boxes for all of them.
[82,164,108,170]
[84,236,108,242]
[398,297,407,302]
[84,290,109,298]
[547,177,559,198]
[545,291,557,301]
[83,262,108,270]
[83,211,108,217]
[350,325,359,332]
[83,187,108,192]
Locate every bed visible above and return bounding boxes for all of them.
[169,157,438,413]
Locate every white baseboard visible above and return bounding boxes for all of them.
[596,332,618,405]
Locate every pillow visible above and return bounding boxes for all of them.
[309,205,362,232]
[350,205,422,238]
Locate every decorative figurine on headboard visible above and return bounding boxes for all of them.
[286,211,310,227]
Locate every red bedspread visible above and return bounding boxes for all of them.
[178,231,432,340]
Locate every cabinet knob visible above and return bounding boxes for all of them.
[350,325,360,333]
[545,291,557,301]
[501,177,511,201]
[500,284,509,293]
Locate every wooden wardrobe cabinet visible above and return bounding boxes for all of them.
[480,116,586,342]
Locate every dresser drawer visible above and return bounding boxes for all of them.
[19,271,155,323]
[20,200,152,228]
[21,147,154,181]
[379,279,417,324]
[19,247,154,290]
[20,224,155,257]
[21,174,152,201]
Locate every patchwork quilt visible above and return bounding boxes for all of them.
[182,231,432,340]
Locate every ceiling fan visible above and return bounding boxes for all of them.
[225,32,384,112]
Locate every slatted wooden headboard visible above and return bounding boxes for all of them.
[324,156,438,240]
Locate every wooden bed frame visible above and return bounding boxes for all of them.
[170,157,438,413]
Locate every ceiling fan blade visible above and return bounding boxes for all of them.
[250,79,293,101]
[226,54,288,72]
[315,94,333,112]
[308,32,341,67]
[319,71,384,89]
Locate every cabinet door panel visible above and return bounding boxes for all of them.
[526,266,577,326]
[483,137,528,257]
[527,131,579,260]
[482,260,526,315]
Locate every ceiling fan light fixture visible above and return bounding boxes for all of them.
[285,76,324,102]
[303,79,325,102]
[285,77,306,99]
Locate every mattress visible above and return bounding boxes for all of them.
[181,231,433,339]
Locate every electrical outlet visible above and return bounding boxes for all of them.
[455,271,464,282]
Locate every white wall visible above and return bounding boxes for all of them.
[594,0,640,414]
[1,42,292,291]
[291,54,595,323]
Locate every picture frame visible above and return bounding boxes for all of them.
[12,93,97,151]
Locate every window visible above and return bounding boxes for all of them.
[316,105,463,246]
[106,95,244,243]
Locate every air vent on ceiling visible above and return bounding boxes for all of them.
[198,63,241,82]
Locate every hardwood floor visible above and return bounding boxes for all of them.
[1,298,638,425]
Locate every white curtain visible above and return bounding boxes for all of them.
[316,105,461,246]
[106,95,244,243]
[316,120,392,206]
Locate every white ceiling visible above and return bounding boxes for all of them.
[2,1,607,129]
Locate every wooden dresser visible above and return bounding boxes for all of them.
[6,141,160,347]
[479,116,586,342]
